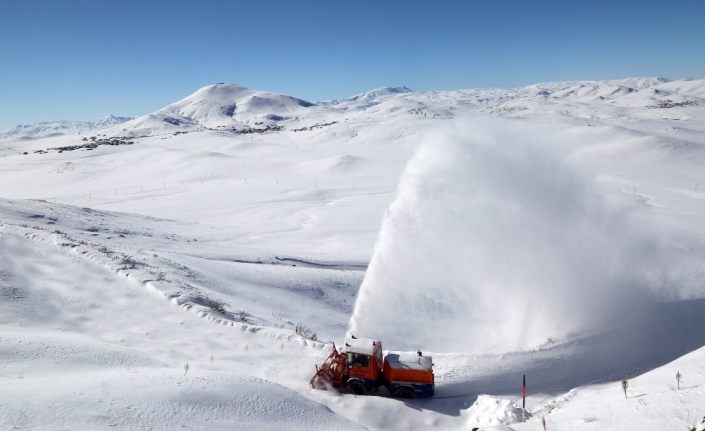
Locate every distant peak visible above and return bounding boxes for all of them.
[99,114,131,121]
[377,86,413,93]
[0,115,131,139]
[345,86,414,102]
[366,86,413,95]
[200,82,249,91]
[187,83,252,99]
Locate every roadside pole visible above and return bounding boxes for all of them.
[522,374,527,422]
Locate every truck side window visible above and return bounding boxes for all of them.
[353,354,369,367]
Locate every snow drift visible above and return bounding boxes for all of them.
[349,117,680,353]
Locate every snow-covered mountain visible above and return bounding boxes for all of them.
[332,85,414,103]
[10,77,693,139]
[1,76,705,431]
[5,77,705,140]
[509,76,705,110]
[121,83,316,133]
[0,115,132,140]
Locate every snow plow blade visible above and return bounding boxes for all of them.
[310,343,347,390]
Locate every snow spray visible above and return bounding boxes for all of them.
[349,117,674,353]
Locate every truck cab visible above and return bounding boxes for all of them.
[344,337,383,394]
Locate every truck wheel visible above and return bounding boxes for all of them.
[394,386,416,399]
[346,379,367,396]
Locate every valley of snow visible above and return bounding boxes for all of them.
[1,77,705,430]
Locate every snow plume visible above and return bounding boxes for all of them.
[349,117,671,353]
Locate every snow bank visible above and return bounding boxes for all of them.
[464,395,527,429]
[350,117,683,353]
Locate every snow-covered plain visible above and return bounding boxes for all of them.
[1,77,705,430]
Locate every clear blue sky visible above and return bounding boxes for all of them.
[1,0,704,128]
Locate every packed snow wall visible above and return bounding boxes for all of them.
[349,117,678,353]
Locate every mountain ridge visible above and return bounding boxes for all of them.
[4,77,704,139]
[0,115,132,140]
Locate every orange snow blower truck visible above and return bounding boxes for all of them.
[310,336,434,398]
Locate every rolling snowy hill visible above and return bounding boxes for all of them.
[1,77,705,430]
